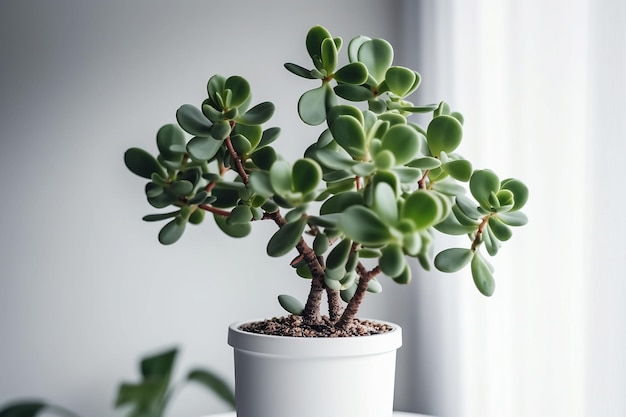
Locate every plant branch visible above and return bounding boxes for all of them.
[336,262,381,328]
[471,215,491,251]
[198,204,231,217]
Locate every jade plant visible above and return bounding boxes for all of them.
[124,25,528,330]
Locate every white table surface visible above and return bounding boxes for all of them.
[204,412,432,417]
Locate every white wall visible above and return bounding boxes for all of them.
[0,2,403,416]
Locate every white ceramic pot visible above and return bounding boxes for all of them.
[228,319,402,417]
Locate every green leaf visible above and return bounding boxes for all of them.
[500,178,529,211]
[187,136,223,161]
[284,62,315,79]
[339,206,393,246]
[320,191,363,214]
[0,402,47,417]
[267,217,306,257]
[455,195,482,219]
[488,216,512,241]
[157,124,186,161]
[496,211,528,226]
[426,115,463,157]
[306,25,333,65]
[228,205,252,225]
[329,115,367,159]
[483,220,501,256]
[142,211,180,222]
[258,127,281,148]
[224,76,250,108]
[176,104,213,137]
[379,243,406,278]
[357,38,394,84]
[269,160,292,194]
[298,84,331,126]
[392,265,412,284]
[385,66,416,97]
[326,238,353,270]
[408,156,441,169]
[158,217,186,245]
[442,159,472,182]
[250,146,277,171]
[187,369,236,408]
[348,35,370,62]
[238,102,275,125]
[207,75,226,106]
[313,233,330,255]
[214,214,251,238]
[292,158,322,194]
[170,180,193,196]
[141,348,177,379]
[334,62,369,85]
[402,190,442,231]
[380,124,420,165]
[230,134,252,155]
[367,278,383,293]
[115,380,166,408]
[434,248,474,273]
[471,252,495,296]
[125,148,165,179]
[372,182,398,225]
[334,84,375,101]
[470,169,500,210]
[321,37,338,73]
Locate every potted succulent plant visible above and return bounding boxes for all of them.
[124,25,528,417]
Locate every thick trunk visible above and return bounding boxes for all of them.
[336,264,380,329]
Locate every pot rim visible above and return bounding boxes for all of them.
[228,318,402,357]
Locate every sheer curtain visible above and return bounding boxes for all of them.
[395,1,626,416]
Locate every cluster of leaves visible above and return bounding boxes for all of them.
[123,25,528,323]
[0,348,234,417]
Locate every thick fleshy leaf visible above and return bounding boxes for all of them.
[250,146,277,171]
[0,402,47,417]
[385,66,416,97]
[334,62,369,84]
[408,156,441,169]
[435,212,477,235]
[224,76,250,108]
[292,158,322,194]
[471,252,495,296]
[125,148,165,179]
[157,124,186,161]
[470,169,500,210]
[488,216,512,241]
[434,248,474,273]
[298,84,331,126]
[230,134,252,155]
[321,37,338,73]
[207,75,226,106]
[142,211,180,222]
[426,115,463,156]
[329,115,367,159]
[269,160,292,194]
[186,136,223,162]
[496,211,528,226]
[442,159,472,182]
[176,104,213,137]
[258,127,281,148]
[278,294,305,315]
[284,62,315,79]
[233,124,262,150]
[267,217,307,257]
[348,35,370,62]
[402,190,442,230]
[326,238,352,270]
[334,84,374,101]
[158,217,186,245]
[187,369,235,408]
[214,214,251,238]
[357,38,394,84]
[500,178,529,211]
[313,233,330,255]
[238,102,275,125]
[306,25,333,65]
[339,206,393,245]
[380,124,420,165]
[327,104,364,125]
[379,243,406,278]
[372,182,398,225]
[455,194,482,219]
[320,191,363,214]
[392,265,412,284]
[228,205,252,225]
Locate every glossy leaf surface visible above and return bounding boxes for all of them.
[267,217,306,257]
[125,148,165,179]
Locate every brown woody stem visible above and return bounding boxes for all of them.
[336,263,381,329]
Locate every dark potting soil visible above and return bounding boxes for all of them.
[238,315,393,337]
